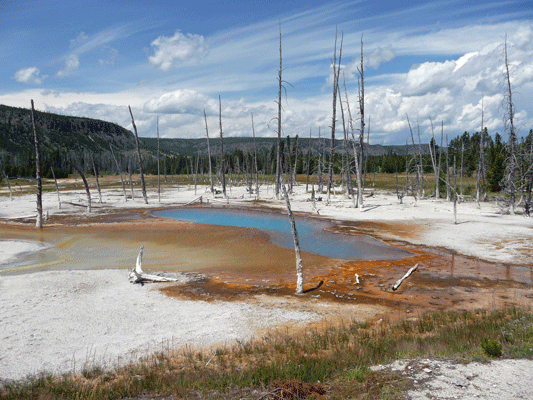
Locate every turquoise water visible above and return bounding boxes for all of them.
[154,208,412,261]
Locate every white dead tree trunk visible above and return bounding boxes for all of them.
[392,264,418,291]
[251,113,259,198]
[281,181,304,294]
[204,109,214,195]
[219,96,227,197]
[429,118,439,199]
[275,24,283,199]
[128,106,148,204]
[503,35,518,215]
[70,162,91,213]
[344,77,361,208]
[129,246,179,284]
[110,144,127,202]
[31,100,43,228]
[50,166,61,208]
[356,35,365,209]
[327,29,342,203]
[3,170,13,201]
[157,116,161,203]
[91,154,102,203]
[476,97,486,203]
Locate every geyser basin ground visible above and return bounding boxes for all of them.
[154,207,412,261]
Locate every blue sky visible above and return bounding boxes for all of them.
[1,0,532,144]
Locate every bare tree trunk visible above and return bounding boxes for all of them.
[460,141,464,196]
[219,96,226,197]
[49,167,61,208]
[317,127,323,193]
[281,181,303,294]
[204,109,214,195]
[291,135,299,193]
[503,35,517,214]
[446,133,450,201]
[338,83,352,199]
[275,24,283,199]
[306,128,312,193]
[251,114,259,199]
[357,34,365,209]
[327,29,342,203]
[109,143,127,202]
[416,118,425,198]
[30,100,43,228]
[429,118,439,199]
[71,162,91,213]
[477,98,486,203]
[157,116,161,202]
[406,115,419,200]
[453,155,458,224]
[91,154,102,203]
[128,106,148,204]
[194,151,199,195]
[128,157,135,200]
[343,77,361,208]
[3,170,13,201]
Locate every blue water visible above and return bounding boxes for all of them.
[154,208,412,261]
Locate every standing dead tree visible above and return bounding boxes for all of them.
[344,77,362,208]
[502,35,518,214]
[429,118,439,199]
[356,34,365,209]
[30,100,43,228]
[91,154,102,203]
[251,113,259,198]
[50,167,61,208]
[69,160,91,213]
[406,115,420,200]
[281,181,304,294]
[219,96,227,197]
[157,116,161,202]
[476,97,486,203]
[327,29,343,203]
[128,106,148,204]
[109,143,127,202]
[3,170,13,201]
[275,24,283,199]
[204,109,214,194]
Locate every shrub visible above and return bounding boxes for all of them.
[481,337,502,357]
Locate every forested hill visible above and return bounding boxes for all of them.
[0,104,430,159]
[140,137,431,157]
[0,104,136,156]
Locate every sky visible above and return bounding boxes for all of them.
[1,0,533,145]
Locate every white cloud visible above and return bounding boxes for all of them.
[143,89,216,115]
[98,46,118,65]
[148,31,207,71]
[367,46,395,69]
[70,32,88,48]
[13,67,46,85]
[57,54,80,77]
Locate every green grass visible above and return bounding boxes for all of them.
[1,308,532,400]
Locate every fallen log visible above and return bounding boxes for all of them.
[392,263,418,291]
[129,246,179,284]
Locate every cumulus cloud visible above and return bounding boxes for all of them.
[367,46,395,69]
[148,31,207,71]
[144,89,217,115]
[57,54,80,77]
[14,67,47,85]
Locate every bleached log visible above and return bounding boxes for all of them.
[129,246,179,284]
[392,263,418,291]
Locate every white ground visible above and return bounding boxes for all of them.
[1,182,533,395]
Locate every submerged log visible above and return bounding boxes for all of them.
[129,246,179,284]
[392,263,418,291]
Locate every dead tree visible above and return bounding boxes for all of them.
[327,29,343,203]
[109,143,127,202]
[30,100,43,228]
[344,77,361,208]
[3,170,13,201]
[157,115,161,202]
[306,128,312,192]
[453,155,458,224]
[281,181,304,294]
[204,109,214,194]
[128,106,148,204]
[406,115,420,199]
[91,154,102,203]
[70,161,91,213]
[50,166,61,208]
[429,118,439,199]
[129,246,179,284]
[356,34,365,209]
[417,117,425,197]
[502,35,518,214]
[275,24,283,198]
[251,113,259,198]
[128,157,135,200]
[338,82,353,198]
[476,97,486,202]
[219,96,226,197]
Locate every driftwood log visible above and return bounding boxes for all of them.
[129,246,179,284]
[392,263,418,291]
